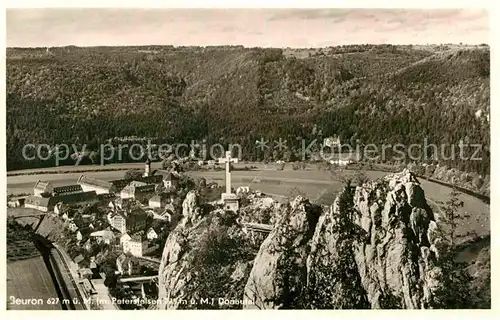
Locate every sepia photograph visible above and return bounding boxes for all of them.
[4,5,491,311]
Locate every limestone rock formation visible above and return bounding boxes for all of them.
[243,196,321,309]
[349,169,441,308]
[240,195,281,225]
[158,193,253,309]
[306,186,370,309]
[156,169,484,309]
[180,190,202,227]
[157,191,203,309]
[244,169,443,309]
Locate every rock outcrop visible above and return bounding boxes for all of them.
[157,191,203,309]
[244,169,443,309]
[156,170,488,309]
[157,192,254,309]
[243,196,321,309]
[306,186,370,309]
[179,190,202,227]
[348,169,441,308]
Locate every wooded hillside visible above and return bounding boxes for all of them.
[6,44,490,175]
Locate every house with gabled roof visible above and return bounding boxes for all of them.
[54,202,69,215]
[24,195,58,212]
[120,183,156,202]
[78,175,116,194]
[109,179,130,193]
[140,175,163,185]
[163,172,180,190]
[147,227,160,241]
[109,197,134,211]
[153,170,180,190]
[116,253,140,276]
[78,268,93,279]
[89,230,115,244]
[129,180,148,187]
[148,193,174,209]
[75,221,92,243]
[109,175,162,194]
[124,233,149,257]
[120,233,132,248]
[109,207,148,234]
[74,254,90,268]
[55,191,98,207]
[33,180,53,197]
[83,238,93,251]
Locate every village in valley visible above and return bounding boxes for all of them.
[7,152,257,310]
[5,7,492,311]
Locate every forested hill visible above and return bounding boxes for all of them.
[6,44,490,174]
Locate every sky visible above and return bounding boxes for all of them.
[6,8,489,47]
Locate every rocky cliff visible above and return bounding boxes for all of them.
[157,170,489,309]
[243,196,321,309]
[244,169,442,309]
[157,190,255,309]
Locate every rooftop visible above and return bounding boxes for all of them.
[25,195,58,208]
[125,184,156,194]
[154,170,180,181]
[149,194,171,202]
[53,184,83,195]
[74,255,86,264]
[78,175,113,189]
[54,191,98,204]
[34,180,52,190]
[90,230,115,239]
[129,181,148,187]
[130,233,147,242]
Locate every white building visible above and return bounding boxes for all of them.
[89,230,115,245]
[323,136,341,148]
[120,233,132,249]
[54,202,69,215]
[116,254,139,276]
[148,194,168,209]
[120,183,156,201]
[329,159,351,166]
[68,221,79,232]
[147,227,159,241]
[24,195,56,212]
[33,180,53,197]
[78,175,116,194]
[123,234,149,257]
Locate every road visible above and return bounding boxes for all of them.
[118,275,158,283]
[52,243,90,309]
[91,279,119,310]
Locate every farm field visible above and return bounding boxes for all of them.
[6,218,61,310]
[6,257,61,310]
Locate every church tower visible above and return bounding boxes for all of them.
[144,158,152,177]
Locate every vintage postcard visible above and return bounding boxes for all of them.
[3,2,492,313]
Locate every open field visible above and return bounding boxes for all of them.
[6,161,259,176]
[7,220,41,262]
[6,219,61,310]
[6,257,62,310]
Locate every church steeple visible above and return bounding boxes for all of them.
[144,158,152,177]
